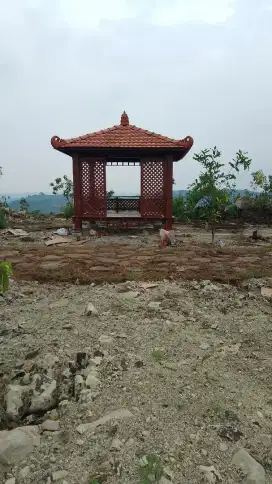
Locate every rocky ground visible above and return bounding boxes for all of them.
[1,276,272,483]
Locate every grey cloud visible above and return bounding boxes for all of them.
[0,0,271,193]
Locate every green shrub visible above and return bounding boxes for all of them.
[172,196,194,222]
[63,202,74,219]
[172,196,186,220]
[0,209,7,229]
[0,262,13,293]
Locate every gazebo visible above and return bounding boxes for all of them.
[51,112,193,231]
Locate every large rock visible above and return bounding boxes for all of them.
[78,389,94,406]
[41,420,60,432]
[37,353,59,371]
[29,377,57,413]
[199,465,222,483]
[121,291,140,300]
[74,374,85,398]
[52,469,69,481]
[19,466,30,478]
[232,448,266,484]
[0,426,40,465]
[98,335,114,349]
[76,408,133,434]
[5,384,25,420]
[85,303,98,316]
[6,372,59,420]
[85,372,101,390]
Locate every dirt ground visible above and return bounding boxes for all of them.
[1,224,272,285]
[1,224,272,483]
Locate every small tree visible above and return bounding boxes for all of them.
[190,147,252,242]
[251,170,272,195]
[50,175,74,203]
[50,175,115,200]
[249,170,272,221]
[0,167,8,228]
[0,196,9,208]
[50,175,114,217]
[0,262,13,293]
[19,197,30,212]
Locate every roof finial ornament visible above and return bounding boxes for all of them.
[120,111,129,126]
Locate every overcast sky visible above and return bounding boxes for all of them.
[0,0,271,194]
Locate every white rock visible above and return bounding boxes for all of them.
[29,378,57,413]
[163,362,179,371]
[41,420,60,432]
[90,357,102,366]
[163,466,174,480]
[22,373,31,385]
[232,448,266,484]
[49,409,59,419]
[18,425,40,447]
[5,384,25,419]
[0,427,38,465]
[85,373,100,389]
[261,287,272,298]
[199,465,222,483]
[219,442,228,452]
[111,438,122,450]
[74,374,85,397]
[37,353,59,371]
[115,333,128,339]
[260,434,271,447]
[85,303,98,316]
[52,470,69,481]
[49,299,69,309]
[122,291,140,299]
[5,478,16,484]
[98,335,114,349]
[79,389,94,404]
[148,301,161,310]
[76,408,133,434]
[199,342,210,351]
[139,455,149,467]
[19,465,30,478]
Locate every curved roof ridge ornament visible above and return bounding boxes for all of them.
[120,111,129,126]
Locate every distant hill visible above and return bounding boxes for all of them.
[9,194,67,214]
[7,189,251,214]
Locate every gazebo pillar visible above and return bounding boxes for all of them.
[73,154,82,231]
[164,155,173,230]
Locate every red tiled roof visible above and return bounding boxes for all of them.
[51,112,193,152]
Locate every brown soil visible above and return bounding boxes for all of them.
[1,225,272,286]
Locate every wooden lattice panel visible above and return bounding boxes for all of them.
[107,197,140,212]
[141,159,165,217]
[80,159,106,216]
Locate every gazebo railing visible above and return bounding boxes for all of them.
[107,196,140,213]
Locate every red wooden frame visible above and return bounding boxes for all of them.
[72,155,174,231]
[51,112,193,231]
